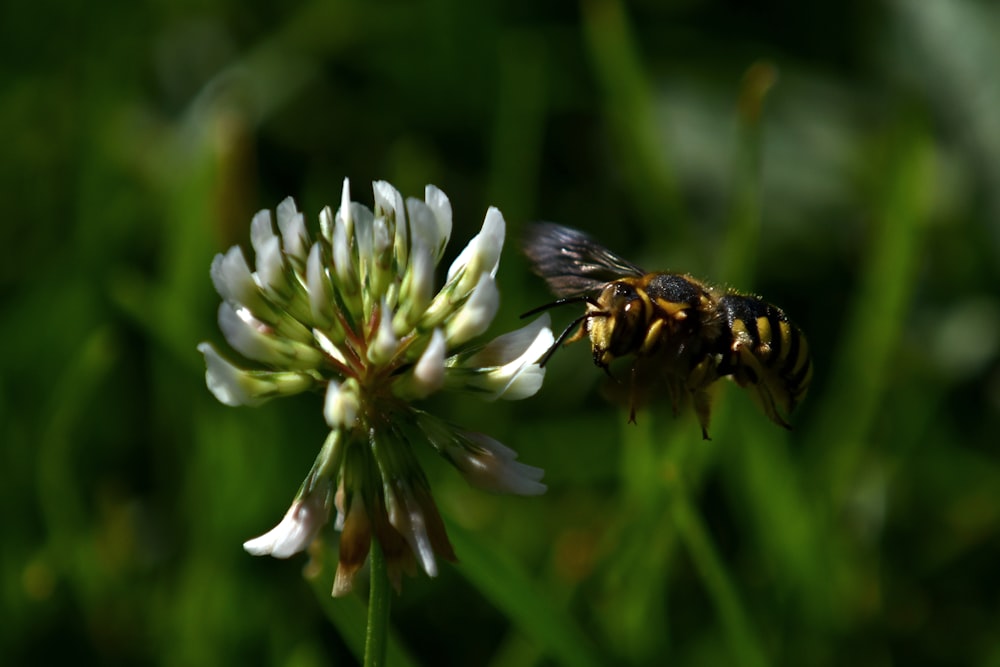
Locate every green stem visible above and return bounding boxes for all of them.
[364,538,391,667]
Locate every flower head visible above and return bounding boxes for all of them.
[200,179,552,595]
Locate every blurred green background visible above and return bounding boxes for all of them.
[3,0,999,665]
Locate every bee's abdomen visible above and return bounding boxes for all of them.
[719,294,812,409]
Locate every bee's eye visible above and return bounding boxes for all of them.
[614,282,636,298]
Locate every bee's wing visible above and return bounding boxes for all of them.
[522,223,645,297]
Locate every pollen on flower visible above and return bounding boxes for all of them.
[198,178,552,595]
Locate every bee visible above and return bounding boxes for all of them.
[522,222,812,439]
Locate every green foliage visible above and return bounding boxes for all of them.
[3,0,999,665]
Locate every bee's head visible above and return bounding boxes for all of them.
[520,279,651,369]
[589,280,649,367]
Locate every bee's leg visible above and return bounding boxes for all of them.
[594,355,615,382]
[692,389,713,440]
[748,377,791,429]
[731,342,791,429]
[591,341,617,381]
[687,355,720,389]
[564,322,588,346]
[685,356,720,439]
[744,380,791,429]
[639,319,665,356]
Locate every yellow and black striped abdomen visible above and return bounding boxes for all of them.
[717,294,812,426]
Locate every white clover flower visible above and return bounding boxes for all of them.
[199,180,552,594]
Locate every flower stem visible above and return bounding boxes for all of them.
[364,538,391,667]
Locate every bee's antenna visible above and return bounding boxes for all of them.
[523,295,604,366]
[520,295,595,319]
[537,313,587,367]
[537,310,610,367]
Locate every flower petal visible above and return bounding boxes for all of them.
[383,481,436,577]
[198,342,315,406]
[217,302,323,369]
[406,197,447,265]
[254,235,288,295]
[332,203,358,297]
[323,379,361,430]
[372,180,408,274]
[446,206,506,295]
[369,216,394,302]
[390,328,447,401]
[392,240,434,336]
[382,478,456,578]
[459,312,553,368]
[444,273,500,346]
[200,342,264,407]
[250,209,277,258]
[447,432,547,496]
[210,247,259,309]
[495,363,547,401]
[332,491,372,596]
[352,203,376,302]
[243,481,332,558]
[339,178,353,231]
[445,314,553,400]
[367,298,399,365]
[319,204,335,244]
[306,242,336,329]
[424,184,452,261]
[414,329,446,396]
[276,197,310,264]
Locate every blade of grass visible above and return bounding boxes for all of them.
[36,327,116,599]
[488,30,548,222]
[619,415,770,667]
[720,61,779,287]
[446,519,604,667]
[580,0,687,233]
[598,413,676,662]
[809,116,936,499]
[669,472,770,667]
